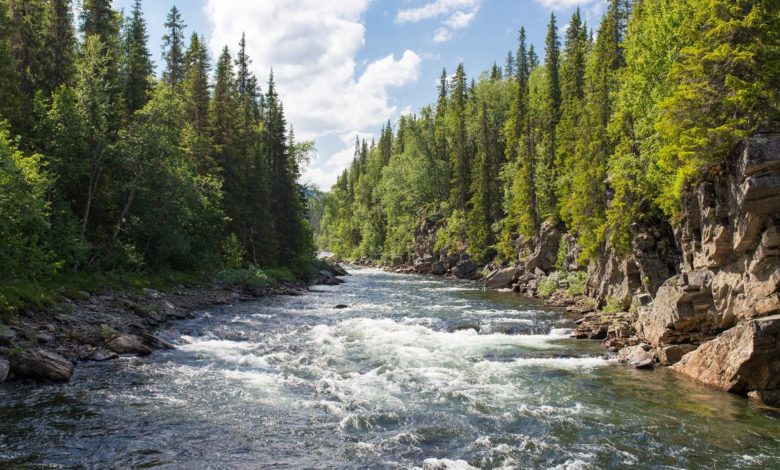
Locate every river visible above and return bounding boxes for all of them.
[1,267,779,468]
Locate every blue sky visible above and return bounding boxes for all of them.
[115,0,607,189]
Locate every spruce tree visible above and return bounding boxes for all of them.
[540,13,561,219]
[448,63,469,212]
[42,0,76,96]
[122,0,152,116]
[182,33,210,133]
[162,6,186,91]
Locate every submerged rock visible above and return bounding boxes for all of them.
[107,335,153,357]
[141,333,176,350]
[91,349,119,362]
[11,349,74,382]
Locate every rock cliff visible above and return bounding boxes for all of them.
[637,132,780,404]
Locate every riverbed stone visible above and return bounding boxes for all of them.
[618,345,654,367]
[141,333,176,350]
[11,349,74,382]
[91,349,119,362]
[107,335,153,357]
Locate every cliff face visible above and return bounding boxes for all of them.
[636,132,780,403]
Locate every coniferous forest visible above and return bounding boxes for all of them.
[318,0,779,267]
[0,0,313,310]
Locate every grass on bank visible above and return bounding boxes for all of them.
[0,258,331,317]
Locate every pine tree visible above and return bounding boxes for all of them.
[210,46,242,241]
[162,6,186,91]
[540,13,561,219]
[434,68,449,200]
[555,8,587,219]
[122,0,152,116]
[182,33,210,133]
[0,0,23,134]
[80,0,122,133]
[504,50,515,79]
[42,0,76,96]
[448,63,469,211]
[562,0,627,259]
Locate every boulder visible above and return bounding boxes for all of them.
[657,344,698,366]
[484,267,521,289]
[107,335,153,357]
[0,327,16,347]
[0,358,8,382]
[452,259,476,279]
[91,349,119,362]
[10,349,74,382]
[431,261,447,275]
[414,259,433,274]
[618,345,653,368]
[638,275,721,347]
[671,314,780,395]
[141,333,176,350]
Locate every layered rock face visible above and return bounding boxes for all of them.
[586,222,679,310]
[637,132,780,403]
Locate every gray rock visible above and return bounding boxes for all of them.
[141,333,176,350]
[618,345,654,367]
[0,358,8,382]
[524,220,561,273]
[91,349,119,362]
[657,344,698,366]
[431,261,447,275]
[484,267,521,289]
[0,327,16,346]
[11,349,74,382]
[671,314,780,394]
[107,335,153,357]
[452,259,476,279]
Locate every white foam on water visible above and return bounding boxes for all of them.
[418,458,478,470]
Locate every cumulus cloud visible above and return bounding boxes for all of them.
[205,0,422,189]
[396,0,481,43]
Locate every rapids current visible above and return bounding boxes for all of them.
[1,267,779,468]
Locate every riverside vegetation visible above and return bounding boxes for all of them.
[0,0,338,382]
[318,0,780,405]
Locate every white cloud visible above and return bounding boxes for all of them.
[205,0,423,190]
[396,0,481,43]
[533,0,602,11]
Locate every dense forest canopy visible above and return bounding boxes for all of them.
[0,0,314,290]
[318,0,780,266]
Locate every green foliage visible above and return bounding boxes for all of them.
[537,276,558,297]
[0,1,315,311]
[604,295,629,313]
[0,126,54,281]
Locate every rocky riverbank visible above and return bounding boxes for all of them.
[348,132,780,407]
[0,264,348,385]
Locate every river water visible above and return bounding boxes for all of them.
[1,267,779,469]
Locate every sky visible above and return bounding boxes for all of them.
[114,0,607,190]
